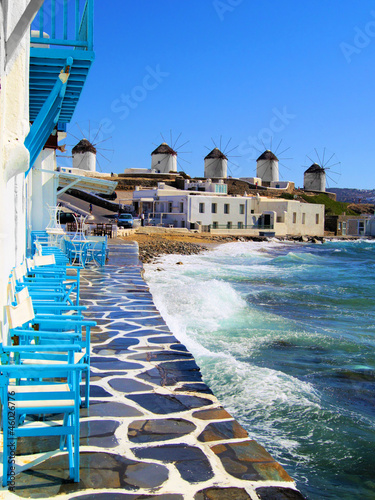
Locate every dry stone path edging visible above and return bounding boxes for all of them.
[8,243,306,500]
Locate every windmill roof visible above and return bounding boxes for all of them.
[72,139,96,155]
[151,143,177,156]
[257,150,278,161]
[204,148,228,160]
[305,163,325,173]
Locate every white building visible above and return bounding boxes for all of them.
[304,163,326,192]
[133,182,325,236]
[151,143,178,173]
[256,150,279,183]
[204,148,228,178]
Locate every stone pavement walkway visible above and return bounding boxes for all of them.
[6,242,305,499]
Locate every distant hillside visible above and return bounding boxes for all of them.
[330,188,375,203]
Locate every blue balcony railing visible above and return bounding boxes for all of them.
[30,0,93,51]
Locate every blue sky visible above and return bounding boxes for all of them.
[64,1,375,189]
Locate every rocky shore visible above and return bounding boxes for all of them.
[120,231,328,263]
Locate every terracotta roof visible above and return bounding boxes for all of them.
[305,163,325,174]
[72,139,96,155]
[204,148,228,160]
[257,150,278,161]
[151,143,177,156]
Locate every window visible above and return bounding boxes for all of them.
[316,214,320,224]
[251,209,254,214]
[302,213,306,224]
[239,204,245,215]
[181,220,185,228]
[293,212,297,224]
[179,202,184,213]
[224,204,230,214]
[238,222,243,229]
[168,202,173,213]
[211,203,217,214]
[227,221,232,229]
[199,203,205,214]
[212,221,218,229]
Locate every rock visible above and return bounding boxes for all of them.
[176,262,183,265]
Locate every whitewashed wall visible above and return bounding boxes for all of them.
[0,1,32,315]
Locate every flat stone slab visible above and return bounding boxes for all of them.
[128,351,194,361]
[133,444,214,483]
[80,419,120,447]
[137,361,203,387]
[80,384,112,398]
[192,407,232,420]
[128,418,196,443]
[93,337,140,354]
[74,495,183,500]
[194,487,252,499]
[148,335,180,344]
[211,441,293,482]
[80,401,143,418]
[175,383,213,394]
[198,420,248,442]
[255,487,306,500]
[126,393,213,414]
[91,356,142,371]
[109,378,153,393]
[12,452,169,498]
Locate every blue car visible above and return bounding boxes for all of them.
[117,213,134,228]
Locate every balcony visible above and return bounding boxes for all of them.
[29,0,95,125]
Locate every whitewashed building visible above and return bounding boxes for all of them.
[151,143,178,173]
[133,182,325,236]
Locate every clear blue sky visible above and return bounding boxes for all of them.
[65,0,375,189]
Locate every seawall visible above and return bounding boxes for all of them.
[8,241,306,499]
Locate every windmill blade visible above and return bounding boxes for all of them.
[91,124,103,145]
[94,137,112,146]
[220,135,222,150]
[277,146,291,157]
[66,131,82,142]
[160,132,166,143]
[211,137,217,148]
[170,129,173,147]
[270,136,273,153]
[97,151,112,163]
[227,159,241,169]
[326,169,341,175]
[325,162,341,169]
[306,155,315,165]
[76,121,85,139]
[224,137,232,153]
[173,132,182,149]
[178,156,191,165]
[321,147,326,166]
[261,139,267,151]
[225,145,239,155]
[274,139,283,155]
[314,148,323,166]
[176,139,190,150]
[279,161,291,171]
[324,152,335,166]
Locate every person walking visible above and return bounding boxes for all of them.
[89,203,93,214]
[141,212,145,227]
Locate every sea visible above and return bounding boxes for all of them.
[143,239,375,500]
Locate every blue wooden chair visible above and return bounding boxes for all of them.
[0,362,86,486]
[4,296,94,408]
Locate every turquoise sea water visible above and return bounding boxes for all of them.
[144,240,375,500]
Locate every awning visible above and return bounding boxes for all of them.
[57,171,118,195]
[137,198,155,202]
[35,168,118,195]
